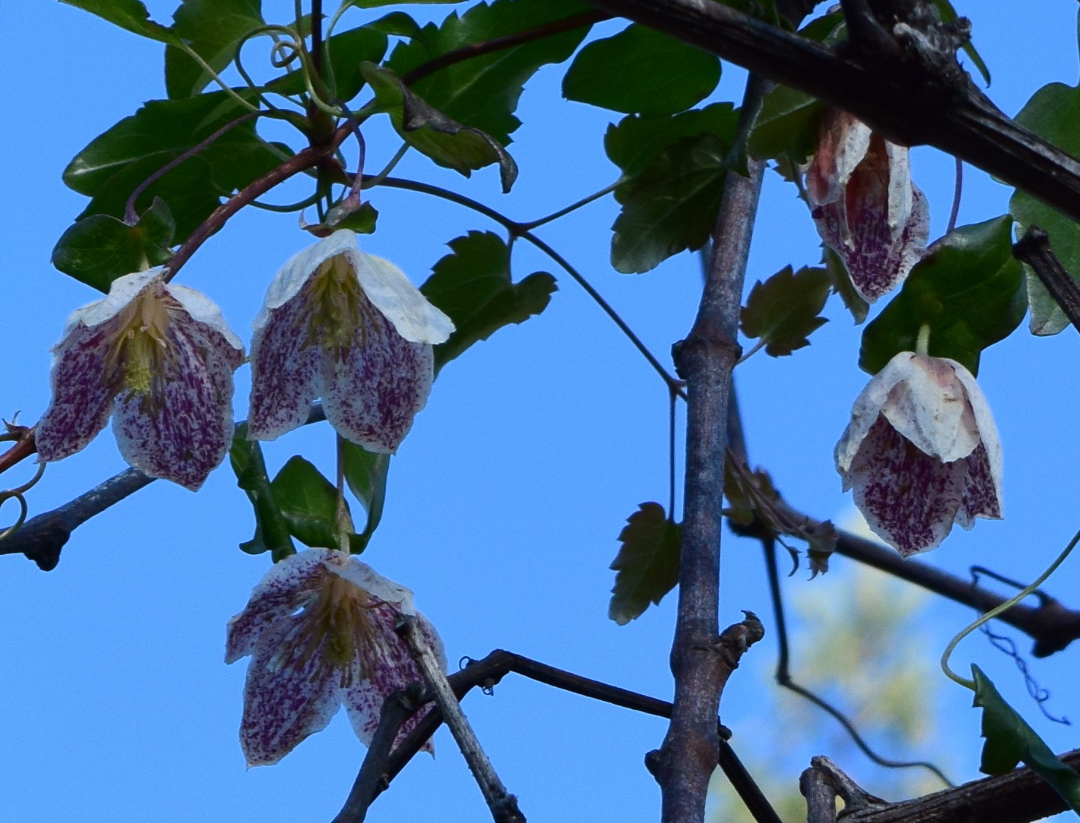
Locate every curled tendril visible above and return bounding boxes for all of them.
[270,38,301,69]
[0,462,45,542]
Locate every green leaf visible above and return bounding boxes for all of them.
[340,441,391,554]
[605,103,739,177]
[229,424,296,561]
[362,62,518,191]
[60,0,176,43]
[1010,81,1080,335]
[366,10,425,39]
[420,231,557,370]
[741,265,830,356]
[268,27,388,102]
[165,0,264,98]
[932,0,990,85]
[271,456,343,549]
[747,85,823,164]
[387,0,593,145]
[326,201,379,234]
[859,216,1025,377]
[611,132,728,274]
[51,198,175,292]
[609,503,681,625]
[63,91,288,243]
[347,0,464,6]
[972,665,1080,812]
[563,24,720,116]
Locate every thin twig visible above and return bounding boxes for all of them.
[947,157,963,235]
[395,618,525,823]
[1013,225,1080,334]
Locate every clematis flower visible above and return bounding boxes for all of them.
[226,549,445,766]
[806,109,929,303]
[835,352,1003,557]
[35,270,244,490]
[247,230,453,453]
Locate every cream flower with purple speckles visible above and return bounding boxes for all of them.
[806,109,929,303]
[35,270,244,490]
[247,230,453,453]
[835,352,1003,556]
[226,549,445,765]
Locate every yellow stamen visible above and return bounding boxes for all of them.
[304,255,385,354]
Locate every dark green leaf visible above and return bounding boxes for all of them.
[612,132,728,274]
[605,103,739,177]
[563,24,720,116]
[230,424,296,560]
[326,201,379,234]
[165,0,264,98]
[60,0,176,42]
[268,27,388,102]
[51,198,175,292]
[271,456,343,549]
[972,665,1080,812]
[63,91,288,243]
[824,246,869,325]
[932,0,990,85]
[741,265,830,356]
[747,85,823,163]
[388,0,593,145]
[421,231,557,370]
[859,216,1025,376]
[362,63,518,191]
[609,502,681,625]
[366,10,425,39]
[340,441,391,554]
[1010,81,1080,335]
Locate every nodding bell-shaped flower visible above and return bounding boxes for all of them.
[835,352,1003,557]
[35,270,244,490]
[247,230,453,453]
[226,549,446,766]
[806,109,929,303]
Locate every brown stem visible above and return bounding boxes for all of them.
[1013,226,1080,334]
[581,0,1080,227]
[655,73,769,823]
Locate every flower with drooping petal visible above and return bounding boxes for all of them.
[226,549,446,766]
[835,352,1003,557]
[247,230,454,453]
[806,109,930,303]
[35,270,244,490]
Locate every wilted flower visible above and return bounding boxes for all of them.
[226,549,445,766]
[835,352,1003,556]
[36,270,244,490]
[806,109,929,303]
[247,230,453,453]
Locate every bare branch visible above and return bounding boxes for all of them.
[1013,226,1080,334]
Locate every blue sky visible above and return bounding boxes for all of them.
[3,2,1080,821]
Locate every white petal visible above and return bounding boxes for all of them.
[880,355,980,463]
[166,283,244,353]
[807,111,872,207]
[254,231,357,324]
[327,553,418,616]
[356,253,454,345]
[60,270,163,335]
[835,352,917,474]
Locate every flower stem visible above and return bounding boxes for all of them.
[916,323,931,356]
[518,181,619,231]
[940,527,1080,690]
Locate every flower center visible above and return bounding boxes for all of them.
[296,569,381,688]
[305,254,385,354]
[104,284,179,399]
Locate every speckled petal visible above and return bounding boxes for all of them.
[957,442,1003,526]
[35,320,124,461]
[247,287,323,441]
[812,138,929,303]
[835,352,916,474]
[342,604,445,753]
[112,317,241,490]
[240,618,342,766]
[951,360,1004,506]
[321,317,434,453]
[63,270,163,332]
[846,415,967,556]
[226,550,330,664]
